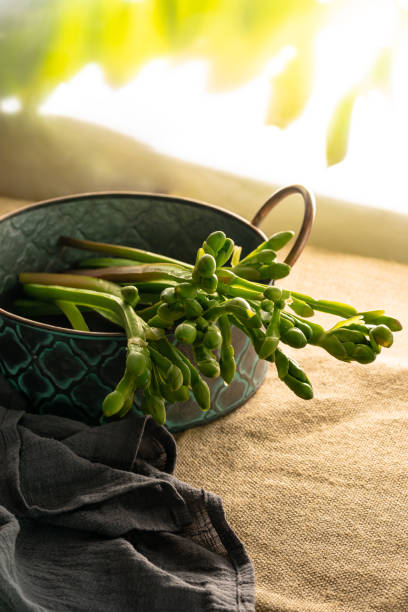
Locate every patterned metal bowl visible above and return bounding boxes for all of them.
[0,188,314,432]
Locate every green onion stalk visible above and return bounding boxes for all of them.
[14,231,402,424]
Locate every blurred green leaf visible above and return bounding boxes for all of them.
[266,40,314,128]
[326,88,358,167]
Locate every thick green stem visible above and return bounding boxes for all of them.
[19,272,123,298]
[68,263,192,283]
[59,235,192,269]
[290,291,357,318]
[78,257,143,268]
[54,300,90,332]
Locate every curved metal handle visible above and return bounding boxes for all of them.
[251,184,316,267]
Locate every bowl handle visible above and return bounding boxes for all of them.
[251,184,316,267]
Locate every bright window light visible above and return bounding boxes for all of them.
[39,0,407,215]
[1,97,22,114]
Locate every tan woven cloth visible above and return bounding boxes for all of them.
[175,246,408,612]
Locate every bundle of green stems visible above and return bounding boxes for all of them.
[14,230,402,425]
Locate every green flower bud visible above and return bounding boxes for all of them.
[230,297,252,310]
[333,328,366,343]
[215,238,234,266]
[291,318,312,341]
[232,265,261,281]
[196,254,217,278]
[167,364,184,391]
[258,335,279,359]
[175,283,198,299]
[287,358,310,384]
[142,393,166,425]
[172,385,190,402]
[126,350,148,377]
[261,299,275,312]
[255,249,277,264]
[199,274,218,293]
[264,262,291,280]
[205,231,226,252]
[160,287,177,304]
[275,349,289,380]
[319,334,348,360]
[175,321,197,344]
[147,314,170,329]
[220,345,236,385]
[202,241,217,257]
[157,302,184,323]
[343,341,357,358]
[203,325,223,349]
[264,286,282,302]
[289,297,314,318]
[246,312,263,329]
[353,344,376,364]
[192,378,211,411]
[117,393,135,419]
[194,344,220,378]
[121,285,139,307]
[103,390,125,417]
[298,318,324,345]
[283,374,313,399]
[359,309,385,323]
[282,327,307,348]
[184,298,203,318]
[375,316,402,332]
[368,331,381,354]
[279,317,294,335]
[371,324,394,347]
[265,230,294,251]
[197,359,220,378]
[347,323,371,334]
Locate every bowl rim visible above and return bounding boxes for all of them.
[0,190,267,337]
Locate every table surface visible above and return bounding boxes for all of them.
[2,195,407,611]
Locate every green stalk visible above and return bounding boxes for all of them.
[68,263,192,283]
[78,257,143,268]
[54,300,90,332]
[59,235,192,269]
[19,272,123,299]
[238,231,294,265]
[290,291,357,318]
[153,339,192,387]
[216,268,266,295]
[22,283,126,322]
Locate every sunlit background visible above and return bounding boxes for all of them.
[1,0,408,213]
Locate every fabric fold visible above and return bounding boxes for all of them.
[0,377,255,612]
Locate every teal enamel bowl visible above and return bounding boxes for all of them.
[0,192,269,432]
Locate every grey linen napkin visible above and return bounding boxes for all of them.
[0,379,254,612]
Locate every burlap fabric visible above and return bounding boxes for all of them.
[175,246,408,612]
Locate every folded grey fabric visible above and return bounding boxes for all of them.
[0,380,254,612]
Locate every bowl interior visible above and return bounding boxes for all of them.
[0,193,264,322]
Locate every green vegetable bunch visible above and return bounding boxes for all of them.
[15,230,402,425]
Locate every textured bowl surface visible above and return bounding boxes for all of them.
[0,193,268,432]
